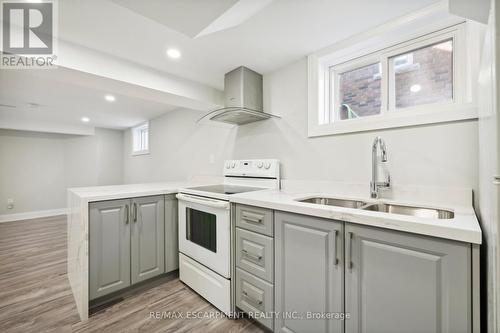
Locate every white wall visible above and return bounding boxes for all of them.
[123,108,235,183]
[0,128,123,215]
[234,58,478,191]
[124,57,478,198]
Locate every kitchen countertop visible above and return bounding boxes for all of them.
[68,181,482,244]
[68,181,193,201]
[230,188,482,244]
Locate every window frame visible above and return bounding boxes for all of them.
[330,55,385,122]
[131,122,150,156]
[386,33,458,112]
[308,21,480,137]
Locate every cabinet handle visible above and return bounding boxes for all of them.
[334,230,339,266]
[242,249,262,261]
[125,204,129,224]
[133,203,137,222]
[242,291,263,305]
[347,231,353,270]
[241,211,263,224]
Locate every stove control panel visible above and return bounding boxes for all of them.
[223,159,280,179]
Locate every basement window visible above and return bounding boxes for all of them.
[132,122,149,155]
[308,22,478,137]
[333,62,382,121]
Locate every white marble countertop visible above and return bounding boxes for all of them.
[230,188,482,244]
[68,181,482,244]
[68,181,209,202]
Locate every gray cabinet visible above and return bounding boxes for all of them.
[236,204,274,237]
[275,212,344,333]
[236,228,274,282]
[89,199,131,300]
[234,204,275,331]
[131,195,165,284]
[344,223,471,333]
[90,195,169,301]
[236,268,274,330]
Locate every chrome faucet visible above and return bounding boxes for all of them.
[370,137,390,199]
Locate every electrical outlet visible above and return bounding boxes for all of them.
[7,198,14,210]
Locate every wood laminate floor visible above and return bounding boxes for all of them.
[0,215,266,333]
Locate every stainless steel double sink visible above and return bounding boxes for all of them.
[298,197,454,219]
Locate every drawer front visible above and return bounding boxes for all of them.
[235,204,273,236]
[236,268,274,331]
[236,228,274,282]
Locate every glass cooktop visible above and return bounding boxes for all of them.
[186,184,265,195]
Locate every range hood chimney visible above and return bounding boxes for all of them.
[198,66,279,125]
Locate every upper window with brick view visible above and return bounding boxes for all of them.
[309,23,476,136]
[338,63,382,120]
[391,39,453,109]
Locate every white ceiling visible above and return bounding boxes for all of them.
[1,0,442,134]
[110,0,275,38]
[59,0,440,90]
[0,69,178,131]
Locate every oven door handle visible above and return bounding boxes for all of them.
[176,193,230,210]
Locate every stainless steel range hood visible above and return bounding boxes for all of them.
[198,66,279,125]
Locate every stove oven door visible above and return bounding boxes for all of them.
[177,193,230,278]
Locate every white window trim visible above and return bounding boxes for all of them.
[308,13,484,137]
[131,122,150,156]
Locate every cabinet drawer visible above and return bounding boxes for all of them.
[236,268,274,331]
[235,204,273,236]
[236,228,274,282]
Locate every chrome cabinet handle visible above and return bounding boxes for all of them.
[241,211,264,224]
[242,249,262,261]
[242,291,263,305]
[133,202,137,222]
[347,231,353,270]
[125,204,129,224]
[333,229,339,266]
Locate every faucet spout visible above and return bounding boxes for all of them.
[370,137,390,199]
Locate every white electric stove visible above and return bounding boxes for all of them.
[176,159,280,314]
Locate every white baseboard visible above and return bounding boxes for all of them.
[0,208,68,223]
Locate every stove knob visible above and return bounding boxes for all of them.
[231,161,236,168]
[264,162,271,169]
[257,162,263,168]
[225,162,230,169]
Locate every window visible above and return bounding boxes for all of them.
[308,22,479,137]
[390,39,453,109]
[335,62,382,120]
[132,122,149,155]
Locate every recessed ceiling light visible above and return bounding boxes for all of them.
[166,48,181,59]
[81,117,90,123]
[410,84,422,93]
[104,94,116,102]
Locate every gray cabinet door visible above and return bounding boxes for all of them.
[131,195,165,284]
[164,194,179,273]
[89,199,131,300]
[275,212,344,333]
[345,223,471,333]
